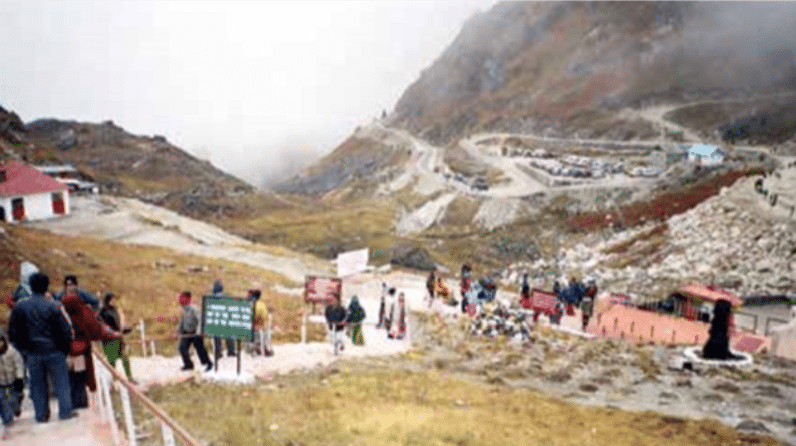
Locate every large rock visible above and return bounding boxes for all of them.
[389,243,437,271]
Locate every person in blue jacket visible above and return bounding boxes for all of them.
[53,275,99,310]
[9,273,76,423]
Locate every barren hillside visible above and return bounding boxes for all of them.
[390,2,796,145]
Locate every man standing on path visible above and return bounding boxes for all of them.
[176,292,212,372]
[8,273,76,422]
[324,293,347,355]
[210,280,236,358]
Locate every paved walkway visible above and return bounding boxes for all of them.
[6,396,114,446]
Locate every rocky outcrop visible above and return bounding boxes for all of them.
[544,176,796,299]
[389,243,437,271]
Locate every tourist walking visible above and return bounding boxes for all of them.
[377,283,387,329]
[8,273,75,422]
[325,293,347,355]
[388,292,408,340]
[384,287,397,332]
[98,292,134,381]
[176,292,213,371]
[346,296,366,346]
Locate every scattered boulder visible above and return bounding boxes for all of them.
[389,243,437,271]
[735,419,770,433]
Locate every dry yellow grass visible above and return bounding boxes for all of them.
[0,226,325,354]
[147,367,780,446]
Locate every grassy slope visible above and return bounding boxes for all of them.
[148,363,780,446]
[0,225,325,352]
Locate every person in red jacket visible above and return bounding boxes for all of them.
[62,291,121,409]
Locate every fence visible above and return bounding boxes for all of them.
[91,346,204,446]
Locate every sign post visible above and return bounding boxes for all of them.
[201,296,253,375]
[304,276,343,313]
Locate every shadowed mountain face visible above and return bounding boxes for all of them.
[389,1,796,145]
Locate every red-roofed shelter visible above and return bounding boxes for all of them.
[0,160,69,222]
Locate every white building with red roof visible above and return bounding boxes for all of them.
[0,160,70,222]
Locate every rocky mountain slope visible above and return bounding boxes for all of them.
[547,173,796,299]
[23,118,260,218]
[390,2,796,145]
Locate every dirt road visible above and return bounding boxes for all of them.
[29,195,331,283]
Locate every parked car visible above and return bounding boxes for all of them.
[472,177,489,191]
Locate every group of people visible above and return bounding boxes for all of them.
[520,272,597,330]
[324,292,367,354]
[377,285,407,340]
[175,280,273,372]
[3,263,134,437]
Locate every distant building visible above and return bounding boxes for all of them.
[687,144,725,166]
[0,161,70,222]
[35,164,99,194]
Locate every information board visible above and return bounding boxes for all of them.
[201,296,253,339]
[304,276,342,304]
[336,248,369,277]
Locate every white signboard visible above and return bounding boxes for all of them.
[336,248,369,277]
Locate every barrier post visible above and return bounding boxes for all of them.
[161,421,176,446]
[139,319,147,357]
[150,340,157,357]
[100,367,122,445]
[119,383,138,446]
[301,313,307,344]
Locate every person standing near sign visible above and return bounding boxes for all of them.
[249,289,273,357]
[325,293,347,354]
[210,280,236,358]
[346,296,366,346]
[176,292,213,372]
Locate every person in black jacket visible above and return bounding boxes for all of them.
[98,293,133,381]
[325,293,347,354]
[8,273,76,423]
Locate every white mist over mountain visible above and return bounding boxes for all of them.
[0,0,496,188]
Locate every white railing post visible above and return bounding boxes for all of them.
[301,313,307,344]
[139,319,148,356]
[100,368,122,446]
[150,340,157,357]
[161,421,176,446]
[119,383,138,446]
[94,363,107,420]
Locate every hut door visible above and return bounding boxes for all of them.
[52,192,65,214]
[11,198,24,221]
[0,206,5,222]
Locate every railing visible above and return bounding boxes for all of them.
[91,346,204,446]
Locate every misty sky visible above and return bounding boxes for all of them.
[0,0,496,187]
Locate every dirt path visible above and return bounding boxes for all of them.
[28,195,331,283]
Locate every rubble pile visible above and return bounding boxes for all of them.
[555,177,796,298]
[468,303,534,342]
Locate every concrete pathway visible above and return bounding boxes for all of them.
[6,397,114,446]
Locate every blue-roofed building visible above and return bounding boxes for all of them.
[687,144,725,166]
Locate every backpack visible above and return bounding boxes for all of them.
[183,306,199,334]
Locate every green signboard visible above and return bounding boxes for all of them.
[201,296,253,339]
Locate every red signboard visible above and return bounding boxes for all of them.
[530,288,560,316]
[304,276,342,304]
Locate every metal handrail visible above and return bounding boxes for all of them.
[91,345,205,446]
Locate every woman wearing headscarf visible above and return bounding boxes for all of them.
[388,292,407,340]
[346,296,366,346]
[62,290,121,408]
